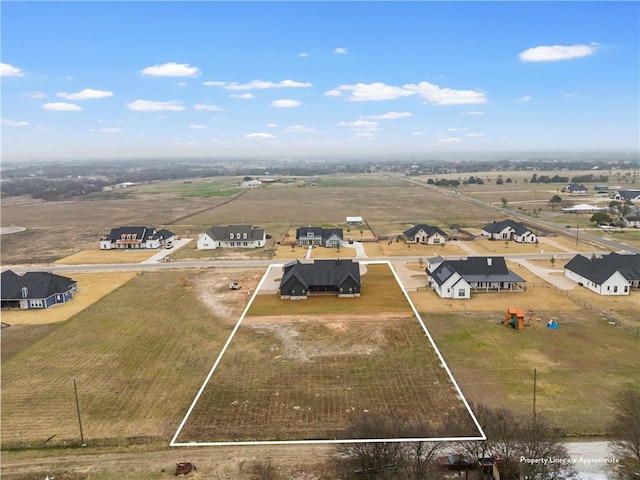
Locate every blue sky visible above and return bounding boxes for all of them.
[1,1,638,161]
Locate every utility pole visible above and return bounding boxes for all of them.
[73,376,85,444]
[533,368,537,420]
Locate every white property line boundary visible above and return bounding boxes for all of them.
[170,260,486,447]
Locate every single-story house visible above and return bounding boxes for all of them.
[197,225,266,249]
[279,259,361,300]
[240,179,262,187]
[613,190,640,202]
[100,226,174,249]
[403,224,448,245]
[1,270,78,310]
[563,183,589,195]
[481,219,537,243]
[426,256,525,299]
[346,216,363,225]
[296,227,343,248]
[564,252,640,295]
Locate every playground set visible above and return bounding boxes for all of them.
[503,308,558,330]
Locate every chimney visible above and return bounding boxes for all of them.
[487,257,492,266]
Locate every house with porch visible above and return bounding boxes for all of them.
[403,224,448,245]
[197,225,266,249]
[1,270,78,310]
[564,252,640,295]
[481,219,537,243]
[426,256,525,299]
[296,227,344,248]
[100,226,174,249]
[562,183,589,195]
[613,190,640,202]
[279,259,361,300]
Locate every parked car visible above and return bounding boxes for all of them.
[165,243,173,249]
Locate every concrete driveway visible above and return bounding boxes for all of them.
[141,237,193,264]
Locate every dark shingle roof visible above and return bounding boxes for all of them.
[103,226,154,241]
[1,270,77,300]
[564,253,640,284]
[205,225,264,241]
[482,219,532,236]
[280,259,360,289]
[296,227,343,241]
[403,224,448,238]
[429,256,525,285]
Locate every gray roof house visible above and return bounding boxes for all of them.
[100,226,174,249]
[426,256,525,299]
[296,227,344,248]
[1,270,78,310]
[403,224,448,245]
[564,253,640,295]
[613,190,640,201]
[563,183,589,195]
[197,225,266,249]
[279,259,361,299]
[481,219,537,243]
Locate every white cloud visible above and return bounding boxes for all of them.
[188,125,208,129]
[364,112,412,120]
[515,95,533,102]
[177,82,187,87]
[464,133,484,137]
[354,132,375,137]
[127,100,185,111]
[193,103,226,111]
[1,62,24,77]
[42,102,83,111]
[404,82,488,105]
[324,89,343,97]
[519,44,596,62]
[337,82,415,102]
[202,81,226,86]
[141,62,201,77]
[57,88,114,100]
[2,119,30,126]
[334,47,348,54]
[92,127,123,134]
[266,123,278,128]
[560,92,578,98]
[271,99,302,108]
[412,132,424,136]
[298,52,309,57]
[244,132,275,139]
[460,111,485,116]
[230,93,254,99]
[27,92,47,99]
[339,120,379,132]
[222,79,312,90]
[284,124,316,133]
[447,128,469,132]
[437,137,462,143]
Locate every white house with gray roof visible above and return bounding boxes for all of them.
[403,224,448,245]
[100,226,174,249]
[481,219,537,243]
[296,227,343,247]
[564,252,640,295]
[426,256,525,299]
[197,225,265,249]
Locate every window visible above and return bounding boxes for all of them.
[243,233,247,239]
[230,233,235,239]
[21,287,28,298]
[458,289,465,297]
[613,286,618,293]
[624,286,629,293]
[433,238,440,244]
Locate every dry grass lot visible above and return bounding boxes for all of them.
[364,239,468,257]
[1,268,262,448]
[175,264,480,443]
[54,249,157,265]
[1,272,137,326]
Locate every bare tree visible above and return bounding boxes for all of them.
[501,197,509,208]
[608,389,640,480]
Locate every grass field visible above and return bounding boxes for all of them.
[1,268,260,448]
[54,249,157,264]
[175,264,481,443]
